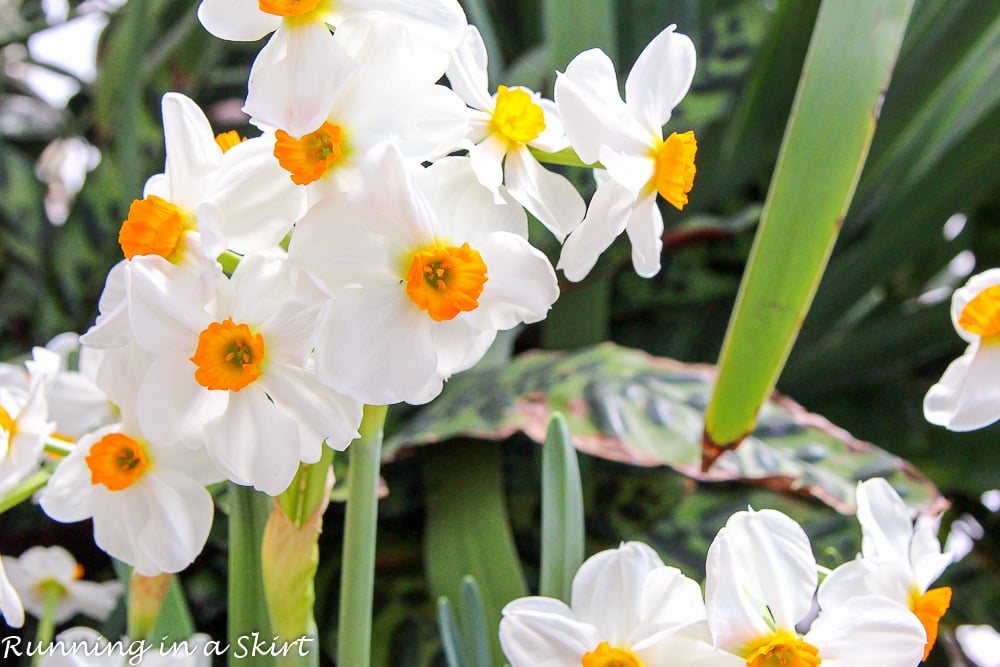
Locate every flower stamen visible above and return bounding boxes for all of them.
[215,130,246,153]
[744,629,821,667]
[405,243,488,321]
[191,318,266,391]
[85,433,149,491]
[273,121,344,185]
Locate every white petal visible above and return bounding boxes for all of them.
[447,24,493,110]
[245,23,350,137]
[468,133,508,199]
[428,317,496,382]
[197,0,279,42]
[128,471,214,575]
[923,341,1000,430]
[555,49,649,164]
[315,285,439,406]
[202,135,303,253]
[0,557,24,628]
[125,256,218,353]
[705,510,817,649]
[804,596,925,667]
[161,92,222,208]
[640,567,706,626]
[81,260,132,349]
[504,147,585,241]
[624,192,664,278]
[261,364,363,454]
[624,25,696,131]
[855,477,915,563]
[571,542,664,646]
[39,432,105,524]
[817,557,912,610]
[202,389,301,496]
[62,580,122,623]
[136,353,227,447]
[499,597,597,667]
[557,180,634,282]
[599,145,656,194]
[633,621,742,667]
[419,155,528,239]
[469,232,559,331]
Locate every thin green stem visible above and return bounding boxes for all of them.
[336,404,389,667]
[527,145,601,170]
[31,581,62,667]
[0,470,50,515]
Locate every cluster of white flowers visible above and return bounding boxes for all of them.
[0,2,700,585]
[501,479,953,667]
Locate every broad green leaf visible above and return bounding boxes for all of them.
[703,0,915,452]
[423,442,527,666]
[386,344,942,515]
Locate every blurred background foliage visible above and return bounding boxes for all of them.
[1,0,999,665]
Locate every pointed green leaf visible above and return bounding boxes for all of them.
[539,414,584,602]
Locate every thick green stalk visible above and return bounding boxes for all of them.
[228,483,274,667]
[30,582,62,667]
[336,404,389,667]
[703,0,915,464]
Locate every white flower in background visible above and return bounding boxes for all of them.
[705,508,926,667]
[289,145,559,406]
[26,332,117,440]
[39,417,222,576]
[1,555,24,628]
[446,24,584,241]
[39,626,213,666]
[924,268,1000,430]
[269,23,468,195]
[120,253,363,496]
[4,546,122,625]
[955,625,1000,667]
[500,541,732,667]
[555,24,698,281]
[819,478,954,662]
[196,0,467,137]
[0,373,55,495]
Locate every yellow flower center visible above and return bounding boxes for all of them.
[910,586,951,661]
[652,130,697,210]
[744,629,821,667]
[958,285,1000,338]
[258,0,322,17]
[215,130,246,153]
[85,433,150,492]
[0,405,15,440]
[581,641,645,667]
[191,318,266,391]
[273,121,344,185]
[492,85,546,146]
[118,195,186,261]
[405,243,488,322]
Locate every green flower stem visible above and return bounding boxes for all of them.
[228,483,274,667]
[0,470,50,515]
[336,404,389,667]
[218,250,242,276]
[31,581,62,667]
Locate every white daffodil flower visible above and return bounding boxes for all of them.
[705,508,927,667]
[554,24,698,281]
[499,541,735,667]
[4,546,122,625]
[196,0,467,137]
[39,414,222,576]
[446,24,585,241]
[268,23,468,196]
[924,268,1000,430]
[120,253,363,496]
[819,478,954,662]
[289,144,559,406]
[0,555,24,628]
[0,372,54,496]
